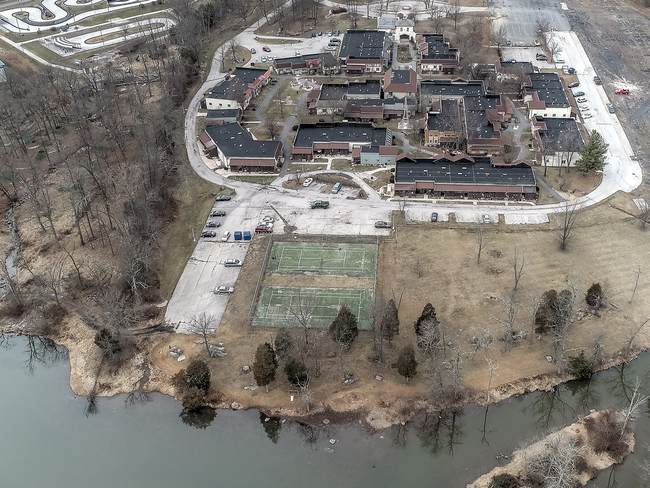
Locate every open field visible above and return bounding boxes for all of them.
[253,287,374,329]
[266,241,377,277]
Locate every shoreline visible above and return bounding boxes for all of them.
[2,315,647,431]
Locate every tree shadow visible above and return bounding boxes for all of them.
[260,412,283,444]
[179,406,217,430]
[23,336,67,375]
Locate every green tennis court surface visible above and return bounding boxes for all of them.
[253,287,373,329]
[266,242,377,278]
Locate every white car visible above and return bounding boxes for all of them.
[303,177,313,187]
[325,46,337,51]
[582,113,593,119]
[294,51,301,56]
[482,214,490,224]
[576,97,587,103]
[261,56,267,62]
[267,56,274,61]
[578,104,589,110]
[215,285,235,294]
[402,5,411,9]
[261,216,275,223]
[222,231,231,242]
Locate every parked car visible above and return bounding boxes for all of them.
[205,221,220,228]
[568,82,580,88]
[261,56,267,62]
[325,46,337,51]
[330,38,340,43]
[375,221,391,228]
[251,48,256,54]
[431,212,438,222]
[402,5,411,9]
[318,31,322,36]
[594,76,602,85]
[506,38,511,45]
[607,104,615,113]
[572,91,585,97]
[583,113,593,119]
[482,214,491,224]
[224,259,243,267]
[334,30,340,35]
[616,89,630,95]
[326,31,332,36]
[534,39,541,46]
[216,194,231,201]
[576,97,587,103]
[535,53,547,60]
[262,46,271,52]
[267,56,274,61]
[215,285,235,294]
[294,51,301,56]
[261,216,275,223]
[310,200,329,209]
[221,231,231,241]
[578,104,589,110]
[331,182,342,194]
[201,231,217,238]
[303,177,313,187]
[210,210,226,217]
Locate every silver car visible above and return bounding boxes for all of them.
[215,285,234,294]
[221,231,231,242]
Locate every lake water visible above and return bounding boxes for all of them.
[1,335,648,488]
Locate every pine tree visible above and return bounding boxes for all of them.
[397,344,418,382]
[576,130,608,173]
[253,343,278,392]
[586,283,603,309]
[414,303,440,354]
[568,350,592,380]
[186,359,211,392]
[329,304,359,347]
[274,328,292,360]
[381,298,399,345]
[284,357,308,387]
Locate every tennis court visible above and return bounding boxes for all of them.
[266,242,377,278]
[253,287,374,329]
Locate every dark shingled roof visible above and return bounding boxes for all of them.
[418,34,458,60]
[527,72,569,108]
[206,109,240,119]
[347,79,382,96]
[536,117,585,152]
[294,122,390,148]
[427,99,460,131]
[205,123,281,158]
[421,80,485,98]
[395,157,536,186]
[338,30,390,59]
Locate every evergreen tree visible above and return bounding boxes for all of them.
[284,357,309,387]
[568,350,592,380]
[576,130,608,173]
[586,283,603,309]
[253,342,278,392]
[414,303,440,354]
[534,289,558,333]
[186,359,211,392]
[397,344,418,382]
[329,304,359,347]
[182,386,205,410]
[381,298,400,344]
[274,328,293,360]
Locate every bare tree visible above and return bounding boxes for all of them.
[494,24,507,50]
[620,377,649,436]
[264,115,281,140]
[528,433,582,488]
[630,264,642,303]
[41,259,65,306]
[188,312,217,357]
[625,316,650,351]
[448,0,463,30]
[552,289,575,372]
[638,198,650,229]
[476,223,487,264]
[511,247,526,291]
[535,18,551,37]
[485,357,499,403]
[557,202,579,251]
[495,295,519,351]
[547,37,562,63]
[286,290,319,355]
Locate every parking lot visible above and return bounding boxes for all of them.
[490,0,570,45]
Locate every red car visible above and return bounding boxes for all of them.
[262,46,271,52]
[616,89,630,95]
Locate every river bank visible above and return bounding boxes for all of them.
[2,311,648,432]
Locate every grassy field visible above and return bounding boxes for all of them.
[260,79,305,122]
[228,175,277,185]
[253,287,374,329]
[158,160,234,299]
[266,242,377,278]
[220,45,252,73]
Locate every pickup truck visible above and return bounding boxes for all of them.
[255,225,273,233]
[310,200,329,209]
